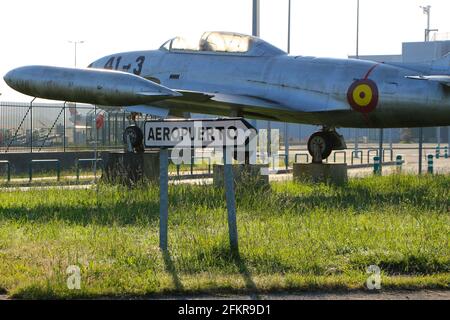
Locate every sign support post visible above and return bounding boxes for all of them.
[419,128,424,174]
[159,147,169,251]
[223,146,239,253]
[144,118,254,253]
[378,128,384,173]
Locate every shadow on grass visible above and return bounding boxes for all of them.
[0,201,160,226]
[231,250,260,299]
[163,251,184,291]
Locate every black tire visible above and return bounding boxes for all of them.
[123,125,144,149]
[307,132,333,161]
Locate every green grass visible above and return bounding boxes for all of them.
[0,174,448,298]
[0,165,211,187]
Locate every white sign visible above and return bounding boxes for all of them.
[144,118,256,148]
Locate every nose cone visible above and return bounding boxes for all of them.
[3,68,17,87]
[3,66,30,90]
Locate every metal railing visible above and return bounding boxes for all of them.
[294,153,310,163]
[351,150,363,165]
[0,160,11,182]
[333,151,347,163]
[29,159,60,182]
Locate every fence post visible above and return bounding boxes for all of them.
[56,160,60,181]
[373,156,381,175]
[76,160,80,182]
[29,161,33,182]
[427,154,434,174]
[30,99,33,153]
[445,146,448,159]
[436,146,440,159]
[63,102,66,152]
[190,149,194,175]
[7,162,11,182]
[396,155,403,173]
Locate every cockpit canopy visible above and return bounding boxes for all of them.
[160,31,286,57]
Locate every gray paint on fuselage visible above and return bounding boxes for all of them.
[90,48,450,128]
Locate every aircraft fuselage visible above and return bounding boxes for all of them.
[90,49,450,128]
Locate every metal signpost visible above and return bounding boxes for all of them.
[144,118,256,252]
[223,147,238,252]
[159,148,169,251]
[378,129,384,173]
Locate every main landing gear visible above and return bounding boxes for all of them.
[123,112,144,153]
[307,128,346,163]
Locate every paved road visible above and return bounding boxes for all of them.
[153,290,450,300]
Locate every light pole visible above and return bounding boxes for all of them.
[356,0,360,59]
[284,0,291,169]
[68,40,84,146]
[421,5,440,150]
[252,0,272,158]
[287,0,291,53]
[354,0,360,157]
[418,6,438,174]
[252,0,260,37]
[420,5,438,41]
[251,0,260,137]
[68,40,85,67]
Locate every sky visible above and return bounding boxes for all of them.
[1,0,449,101]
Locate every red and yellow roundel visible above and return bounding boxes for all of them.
[347,79,379,113]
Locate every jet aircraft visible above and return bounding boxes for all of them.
[4,31,450,162]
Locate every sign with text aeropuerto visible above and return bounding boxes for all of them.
[144,118,256,149]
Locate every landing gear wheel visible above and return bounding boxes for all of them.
[307,132,333,163]
[123,125,144,153]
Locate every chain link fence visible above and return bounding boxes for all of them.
[0,101,150,153]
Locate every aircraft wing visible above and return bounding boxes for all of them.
[177,90,290,110]
[164,89,318,121]
[126,90,295,120]
[406,75,450,87]
[133,89,347,120]
[4,65,346,121]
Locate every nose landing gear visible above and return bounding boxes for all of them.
[307,129,346,163]
[123,125,144,153]
[123,112,144,153]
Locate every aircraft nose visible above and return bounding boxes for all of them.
[3,69,16,86]
[3,66,34,90]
